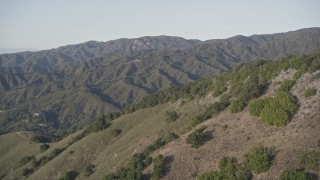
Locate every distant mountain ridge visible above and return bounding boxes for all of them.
[0,27,319,134]
[0,36,199,73]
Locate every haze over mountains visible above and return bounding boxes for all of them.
[0,27,320,134]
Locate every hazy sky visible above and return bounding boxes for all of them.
[0,0,319,52]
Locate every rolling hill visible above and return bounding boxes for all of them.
[1,52,319,180]
[0,27,320,135]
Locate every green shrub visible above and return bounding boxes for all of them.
[205,100,230,116]
[280,169,316,180]
[278,80,296,92]
[50,148,65,159]
[260,99,290,126]
[40,144,50,152]
[163,132,179,144]
[304,88,317,98]
[186,127,206,148]
[110,129,122,137]
[22,168,34,177]
[143,133,178,156]
[260,92,297,126]
[293,71,302,80]
[190,114,212,128]
[300,150,320,170]
[248,98,270,117]
[143,156,153,166]
[86,116,111,133]
[198,157,251,180]
[165,111,179,122]
[151,155,165,180]
[245,144,275,174]
[20,155,35,164]
[212,83,227,97]
[230,98,247,113]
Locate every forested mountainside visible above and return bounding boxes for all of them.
[1,52,319,180]
[0,27,319,135]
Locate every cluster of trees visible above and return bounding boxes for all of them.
[104,132,178,179]
[151,155,165,180]
[190,100,229,128]
[198,157,251,180]
[20,155,35,165]
[198,144,275,179]
[31,148,65,168]
[20,147,66,177]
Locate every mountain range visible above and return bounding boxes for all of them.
[0,27,320,135]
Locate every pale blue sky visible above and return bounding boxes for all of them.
[0,0,319,52]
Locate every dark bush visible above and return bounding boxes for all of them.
[186,127,206,148]
[165,111,179,122]
[40,144,50,152]
[143,156,153,166]
[22,168,34,177]
[83,164,95,177]
[20,155,35,164]
[31,135,51,143]
[86,116,111,133]
[206,100,230,116]
[58,170,79,180]
[190,114,212,128]
[110,129,122,137]
[50,148,65,159]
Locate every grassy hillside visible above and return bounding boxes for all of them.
[1,52,320,180]
[0,132,40,178]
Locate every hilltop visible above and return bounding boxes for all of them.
[0,27,320,135]
[1,52,319,180]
